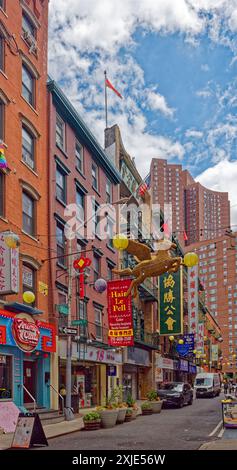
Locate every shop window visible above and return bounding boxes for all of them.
[23,263,36,307]
[22,191,35,236]
[94,308,102,340]
[56,113,65,150]
[75,140,84,173]
[0,355,12,399]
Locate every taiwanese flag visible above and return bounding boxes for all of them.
[105,78,123,99]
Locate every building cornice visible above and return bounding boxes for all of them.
[47,79,121,185]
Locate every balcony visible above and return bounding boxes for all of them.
[139,277,158,302]
[134,327,160,349]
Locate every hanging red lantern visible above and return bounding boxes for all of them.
[43,353,48,358]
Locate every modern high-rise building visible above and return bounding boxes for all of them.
[188,233,237,377]
[150,158,230,246]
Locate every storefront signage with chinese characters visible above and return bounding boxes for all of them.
[179,359,189,372]
[159,271,183,335]
[196,322,204,354]
[107,279,134,346]
[0,233,19,295]
[211,344,218,362]
[188,265,199,339]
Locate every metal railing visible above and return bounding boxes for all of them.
[49,384,65,415]
[134,328,160,349]
[18,384,36,412]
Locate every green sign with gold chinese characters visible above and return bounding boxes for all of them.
[159,269,183,335]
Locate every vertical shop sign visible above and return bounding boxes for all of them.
[188,265,198,339]
[159,270,183,335]
[107,279,134,346]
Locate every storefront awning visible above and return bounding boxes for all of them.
[4,302,43,315]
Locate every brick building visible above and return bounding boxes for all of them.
[47,80,122,408]
[0,1,57,412]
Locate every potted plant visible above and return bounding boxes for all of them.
[117,402,128,424]
[124,407,133,422]
[83,411,101,431]
[98,389,119,429]
[141,401,153,415]
[147,389,163,414]
[126,393,138,419]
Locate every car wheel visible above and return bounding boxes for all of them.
[179,398,184,408]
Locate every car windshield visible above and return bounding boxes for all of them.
[163,383,183,392]
[195,378,212,386]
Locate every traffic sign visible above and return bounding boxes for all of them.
[59,327,77,335]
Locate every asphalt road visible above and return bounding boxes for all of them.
[38,395,223,451]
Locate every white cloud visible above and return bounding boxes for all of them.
[146,90,175,117]
[201,64,210,72]
[196,160,237,228]
[196,89,212,98]
[185,129,203,138]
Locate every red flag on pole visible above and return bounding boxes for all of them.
[183,230,188,241]
[105,78,123,99]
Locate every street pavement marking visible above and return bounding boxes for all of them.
[217,427,225,438]
[209,420,223,436]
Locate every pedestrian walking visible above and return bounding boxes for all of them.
[224,381,228,396]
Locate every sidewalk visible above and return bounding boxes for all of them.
[0,416,84,451]
[200,428,237,450]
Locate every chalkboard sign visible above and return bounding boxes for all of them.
[11,413,48,448]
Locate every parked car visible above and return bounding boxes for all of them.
[157,382,193,408]
[194,373,221,398]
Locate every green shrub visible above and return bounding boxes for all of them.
[141,401,152,410]
[146,390,159,401]
[126,393,136,407]
[126,407,133,415]
[83,411,101,422]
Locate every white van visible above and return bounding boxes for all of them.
[194,373,221,398]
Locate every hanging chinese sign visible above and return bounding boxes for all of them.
[196,322,204,354]
[107,279,134,346]
[159,270,183,335]
[0,233,19,295]
[187,265,199,339]
[211,344,218,362]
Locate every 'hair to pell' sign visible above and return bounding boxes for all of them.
[107,279,134,347]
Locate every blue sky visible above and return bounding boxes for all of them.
[49,0,237,225]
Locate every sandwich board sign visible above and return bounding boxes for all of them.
[11,413,48,448]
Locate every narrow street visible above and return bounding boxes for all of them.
[38,396,222,451]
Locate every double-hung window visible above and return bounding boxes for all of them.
[22,191,35,236]
[22,64,35,107]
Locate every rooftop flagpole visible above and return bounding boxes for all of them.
[104,70,108,129]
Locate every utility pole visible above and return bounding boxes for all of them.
[65,238,74,421]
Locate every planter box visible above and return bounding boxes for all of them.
[83,420,101,431]
[100,409,118,428]
[124,414,133,422]
[150,401,163,414]
[117,408,127,424]
[131,408,137,420]
[142,409,153,415]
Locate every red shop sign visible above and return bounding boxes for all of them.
[12,313,40,352]
[107,279,134,347]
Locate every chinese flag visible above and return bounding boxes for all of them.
[105,78,123,99]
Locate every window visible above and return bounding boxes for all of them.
[75,141,83,173]
[23,264,36,307]
[22,64,34,106]
[0,1,5,10]
[58,289,68,328]
[22,13,36,39]
[92,163,98,190]
[106,217,114,248]
[95,308,102,340]
[0,355,13,400]
[76,188,84,223]
[56,114,65,150]
[56,221,66,267]
[0,100,4,141]
[22,127,35,170]
[56,165,66,203]
[92,199,100,237]
[106,179,112,204]
[93,254,100,281]
[22,192,35,236]
[107,262,113,280]
[78,299,87,337]
[0,34,4,72]
[0,171,4,217]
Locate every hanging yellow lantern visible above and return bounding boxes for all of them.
[227,362,230,366]
[222,362,226,366]
[4,232,20,249]
[193,349,197,354]
[112,234,129,251]
[203,336,208,341]
[169,336,175,342]
[23,291,35,304]
[183,252,199,267]
[232,354,236,358]
[178,339,184,345]
[203,359,207,363]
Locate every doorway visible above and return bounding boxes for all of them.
[23,361,36,404]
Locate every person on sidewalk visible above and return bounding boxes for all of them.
[224,381,229,396]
